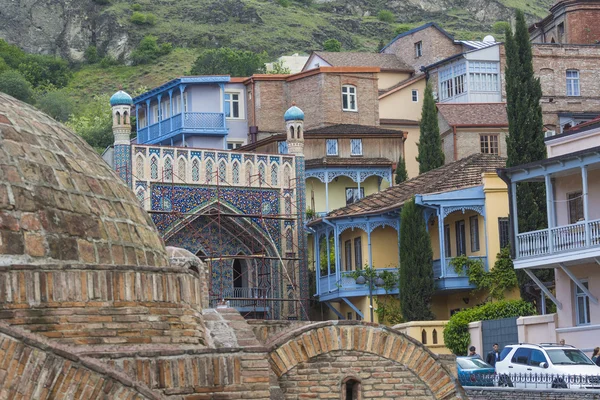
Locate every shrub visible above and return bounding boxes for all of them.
[0,70,34,103]
[92,0,110,4]
[130,12,156,25]
[0,57,9,75]
[276,0,290,6]
[18,54,71,89]
[99,56,119,68]
[377,10,395,23]
[131,36,171,65]
[191,47,267,76]
[131,3,142,11]
[443,300,536,355]
[323,38,341,52]
[36,90,74,122]
[394,24,411,35]
[144,13,157,25]
[84,46,100,64]
[492,21,510,35]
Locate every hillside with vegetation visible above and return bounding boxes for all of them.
[0,0,553,149]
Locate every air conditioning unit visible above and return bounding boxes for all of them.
[544,130,556,138]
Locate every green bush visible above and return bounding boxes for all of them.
[0,57,9,75]
[131,3,142,11]
[276,0,290,6]
[492,21,510,35]
[131,36,171,65]
[443,300,536,355]
[395,24,412,35]
[191,47,267,76]
[377,10,395,23]
[144,13,157,25]
[0,70,34,103]
[130,12,156,25]
[92,0,110,4]
[323,38,341,52]
[18,54,71,89]
[36,90,74,122]
[84,46,100,64]
[99,56,119,68]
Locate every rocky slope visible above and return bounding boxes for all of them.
[0,0,553,62]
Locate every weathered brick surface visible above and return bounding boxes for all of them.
[466,387,600,399]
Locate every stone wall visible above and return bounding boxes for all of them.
[466,387,600,400]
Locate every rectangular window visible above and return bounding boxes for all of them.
[342,85,357,111]
[575,280,591,325]
[440,63,467,100]
[444,224,451,258]
[455,220,466,256]
[558,22,565,38]
[566,70,580,97]
[498,217,510,249]
[183,92,188,112]
[480,134,499,155]
[350,139,363,156]
[151,105,159,124]
[354,237,362,270]
[415,41,423,58]
[224,92,241,118]
[345,240,352,271]
[345,188,365,205]
[439,66,454,100]
[278,141,289,154]
[326,139,338,156]
[161,101,170,120]
[356,313,361,321]
[568,191,584,224]
[411,89,418,102]
[470,215,480,252]
[227,142,243,150]
[468,62,500,92]
[347,312,353,320]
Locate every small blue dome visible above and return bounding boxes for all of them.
[110,90,133,106]
[284,105,304,121]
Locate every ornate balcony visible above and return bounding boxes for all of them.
[433,256,486,291]
[137,112,227,145]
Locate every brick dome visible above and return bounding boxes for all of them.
[0,93,208,350]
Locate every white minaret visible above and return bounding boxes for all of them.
[110,90,133,145]
[284,102,304,156]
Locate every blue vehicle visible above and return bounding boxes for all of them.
[457,356,496,386]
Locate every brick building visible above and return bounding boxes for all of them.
[0,92,466,399]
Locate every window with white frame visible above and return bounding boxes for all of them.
[469,62,500,92]
[151,104,159,124]
[183,92,188,112]
[346,188,364,205]
[453,63,466,96]
[342,85,357,111]
[575,280,591,325]
[227,141,243,150]
[566,70,580,97]
[350,139,362,156]
[224,92,242,118]
[326,139,338,156]
[480,134,499,155]
[470,215,480,252]
[415,41,423,58]
[172,94,181,114]
[439,66,454,101]
[440,63,468,101]
[411,89,419,102]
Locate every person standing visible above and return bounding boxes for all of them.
[468,346,481,359]
[592,347,599,364]
[486,343,500,367]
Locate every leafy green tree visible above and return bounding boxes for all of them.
[0,70,33,103]
[319,234,336,275]
[131,36,172,65]
[191,47,267,76]
[130,12,156,25]
[394,24,411,35]
[0,39,27,69]
[399,198,434,321]
[492,21,510,35]
[267,60,291,74]
[0,57,9,75]
[37,90,74,122]
[416,82,444,174]
[377,40,386,52]
[66,93,113,151]
[84,46,100,64]
[377,10,395,23]
[505,10,551,308]
[18,54,71,89]
[323,39,341,52]
[395,155,408,184]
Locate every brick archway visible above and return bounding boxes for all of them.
[267,321,466,400]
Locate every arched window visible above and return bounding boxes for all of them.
[342,377,361,400]
[218,160,227,183]
[136,155,144,179]
[432,329,438,345]
[258,162,266,185]
[205,159,213,183]
[191,158,200,182]
[163,157,173,181]
[289,125,295,139]
[150,156,158,180]
[115,111,121,125]
[342,85,357,111]
[285,195,292,216]
[232,161,240,184]
[136,188,145,206]
[284,165,291,188]
[421,329,427,344]
[124,111,129,124]
[271,163,278,186]
[245,162,253,186]
[178,157,186,181]
[286,228,293,252]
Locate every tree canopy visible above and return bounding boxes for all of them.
[191,47,267,77]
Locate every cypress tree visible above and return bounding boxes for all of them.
[505,10,552,308]
[417,82,444,174]
[399,198,434,321]
[395,155,408,184]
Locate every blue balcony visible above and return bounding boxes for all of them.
[318,268,398,302]
[137,112,227,145]
[433,256,487,291]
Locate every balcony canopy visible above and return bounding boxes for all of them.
[132,76,231,105]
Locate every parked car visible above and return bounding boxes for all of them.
[495,343,600,389]
[456,357,496,386]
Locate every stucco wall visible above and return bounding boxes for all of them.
[553,168,600,226]
[547,129,600,157]
[378,71,412,90]
[307,175,386,214]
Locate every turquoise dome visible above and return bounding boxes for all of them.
[284,105,304,121]
[110,90,133,106]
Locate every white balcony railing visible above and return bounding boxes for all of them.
[209,287,269,308]
[517,219,600,259]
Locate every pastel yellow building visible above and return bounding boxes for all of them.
[307,154,516,337]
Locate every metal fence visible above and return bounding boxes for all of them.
[459,372,600,390]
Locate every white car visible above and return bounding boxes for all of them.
[495,343,600,389]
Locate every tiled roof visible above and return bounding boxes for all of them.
[437,103,508,127]
[380,22,455,52]
[306,157,392,168]
[306,124,404,135]
[322,153,506,219]
[313,52,413,71]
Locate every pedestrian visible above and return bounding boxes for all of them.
[468,346,481,359]
[559,338,565,346]
[593,347,600,364]
[486,343,500,367]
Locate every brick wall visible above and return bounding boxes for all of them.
[253,80,287,133]
[455,129,508,161]
[566,5,600,44]
[278,349,434,399]
[466,387,600,399]
[383,26,462,72]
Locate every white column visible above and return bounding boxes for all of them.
[438,206,445,278]
[545,174,554,254]
[511,182,519,257]
[157,94,162,137]
[357,174,361,200]
[582,166,590,246]
[325,171,329,213]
